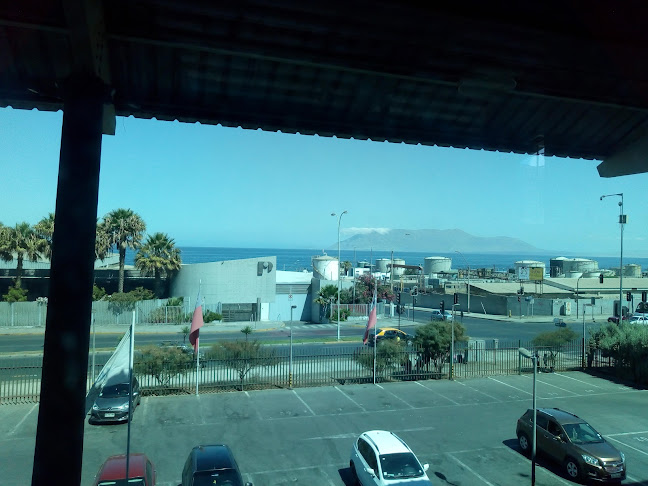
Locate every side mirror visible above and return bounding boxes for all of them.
[365,467,375,477]
[423,464,429,472]
[245,483,253,486]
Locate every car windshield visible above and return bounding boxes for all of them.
[193,469,241,486]
[562,423,604,444]
[379,452,424,479]
[100,384,131,398]
[97,479,145,486]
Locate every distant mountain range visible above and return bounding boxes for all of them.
[337,229,545,254]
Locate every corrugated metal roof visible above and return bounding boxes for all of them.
[3,1,648,166]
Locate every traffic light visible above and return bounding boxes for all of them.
[599,273,604,284]
[627,291,632,302]
[397,292,401,305]
[453,293,459,305]
[440,300,445,313]
[643,291,647,303]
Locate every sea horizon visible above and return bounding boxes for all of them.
[125,246,648,273]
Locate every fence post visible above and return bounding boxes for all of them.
[518,339,522,375]
[11,302,14,327]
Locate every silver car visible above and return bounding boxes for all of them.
[89,378,141,424]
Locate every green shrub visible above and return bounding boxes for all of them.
[2,284,27,303]
[92,284,106,301]
[204,310,223,323]
[167,297,184,307]
[532,328,578,347]
[107,287,155,315]
[148,306,184,324]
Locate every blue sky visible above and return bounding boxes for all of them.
[2,106,647,256]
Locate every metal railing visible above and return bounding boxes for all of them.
[0,339,622,404]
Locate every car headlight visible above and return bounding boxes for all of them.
[582,454,600,466]
[92,403,99,411]
[620,451,625,462]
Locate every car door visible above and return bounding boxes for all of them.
[534,413,551,454]
[355,438,380,486]
[543,420,568,462]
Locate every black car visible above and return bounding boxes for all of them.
[89,377,141,424]
[181,445,252,486]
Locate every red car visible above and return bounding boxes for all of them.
[607,315,629,324]
[93,453,156,486]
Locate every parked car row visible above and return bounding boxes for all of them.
[93,444,253,486]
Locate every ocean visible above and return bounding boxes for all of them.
[125,247,648,273]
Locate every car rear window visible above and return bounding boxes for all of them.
[193,470,241,486]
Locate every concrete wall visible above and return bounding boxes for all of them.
[269,292,312,322]
[170,257,276,306]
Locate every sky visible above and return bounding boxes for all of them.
[2,106,648,256]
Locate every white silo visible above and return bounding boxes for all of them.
[312,255,339,280]
[392,258,406,276]
[376,258,391,273]
[424,256,452,275]
[624,264,642,277]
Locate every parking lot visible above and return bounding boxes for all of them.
[2,371,647,485]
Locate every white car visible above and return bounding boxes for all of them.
[350,430,432,485]
[430,309,453,322]
[629,314,648,324]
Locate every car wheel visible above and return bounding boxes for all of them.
[349,461,360,485]
[518,432,530,455]
[564,456,582,482]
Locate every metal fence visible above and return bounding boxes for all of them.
[0,339,622,404]
[0,299,227,328]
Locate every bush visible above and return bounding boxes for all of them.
[148,306,184,324]
[332,308,350,322]
[167,297,184,307]
[3,284,28,303]
[204,310,222,323]
[134,345,194,387]
[107,287,155,315]
[92,284,106,301]
[532,328,578,347]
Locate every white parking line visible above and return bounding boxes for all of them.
[292,389,315,416]
[502,447,573,485]
[447,453,496,485]
[376,383,415,408]
[522,375,578,394]
[625,474,648,485]
[334,386,366,412]
[414,381,461,405]
[487,376,531,395]
[606,436,648,456]
[553,372,602,387]
[607,430,648,437]
[10,403,37,436]
[455,381,502,401]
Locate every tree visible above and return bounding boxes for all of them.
[180,325,190,343]
[314,284,338,320]
[532,328,578,348]
[94,219,112,262]
[135,232,182,297]
[34,213,55,259]
[353,340,406,378]
[103,209,146,292]
[414,321,468,373]
[211,340,278,390]
[241,325,253,341]
[92,284,107,301]
[589,323,648,384]
[354,274,395,304]
[134,345,194,388]
[3,284,28,302]
[342,260,352,276]
[0,222,47,288]
[107,287,155,315]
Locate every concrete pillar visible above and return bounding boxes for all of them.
[32,77,106,486]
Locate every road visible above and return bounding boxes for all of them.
[0,314,604,354]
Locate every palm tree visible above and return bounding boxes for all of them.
[135,232,181,297]
[0,222,47,288]
[34,213,55,259]
[94,219,112,262]
[103,209,146,292]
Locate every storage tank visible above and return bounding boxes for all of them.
[376,258,391,272]
[424,256,452,275]
[515,260,545,280]
[624,264,642,277]
[312,255,338,280]
[392,258,406,276]
[563,258,598,274]
[358,260,370,269]
[550,257,568,277]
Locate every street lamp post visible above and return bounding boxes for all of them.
[600,193,625,318]
[332,210,348,341]
[519,347,538,486]
[576,274,584,318]
[455,251,470,313]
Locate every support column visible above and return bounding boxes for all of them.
[32,77,106,486]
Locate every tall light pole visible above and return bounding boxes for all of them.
[576,274,584,318]
[600,193,625,318]
[519,347,538,486]
[332,210,347,341]
[455,250,470,313]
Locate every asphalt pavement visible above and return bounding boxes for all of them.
[0,309,565,336]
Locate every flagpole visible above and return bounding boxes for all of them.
[373,283,377,385]
[126,310,135,481]
[195,280,201,397]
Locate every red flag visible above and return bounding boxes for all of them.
[189,288,204,353]
[363,289,377,344]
